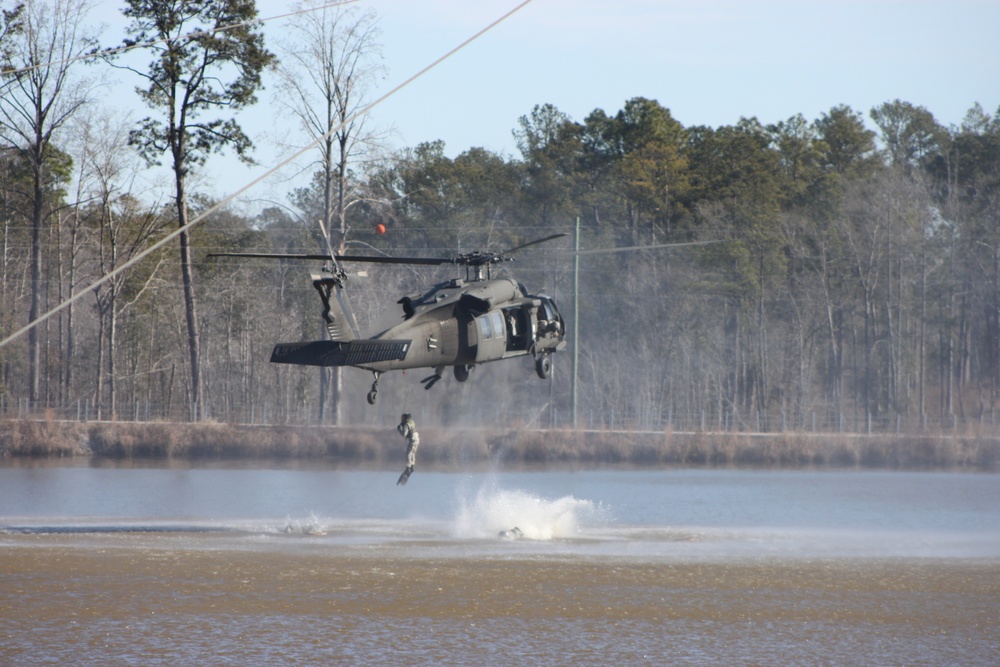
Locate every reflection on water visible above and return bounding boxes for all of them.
[1,464,999,665]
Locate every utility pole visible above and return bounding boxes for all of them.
[572,217,580,427]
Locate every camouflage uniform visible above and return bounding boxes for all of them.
[398,414,419,471]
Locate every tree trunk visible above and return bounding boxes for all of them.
[65,213,80,408]
[175,174,203,421]
[109,282,118,420]
[28,151,43,405]
[94,308,105,421]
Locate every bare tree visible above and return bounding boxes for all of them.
[274,1,384,423]
[75,112,165,419]
[113,0,274,420]
[0,0,98,404]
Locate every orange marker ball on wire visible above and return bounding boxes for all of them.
[375,223,386,235]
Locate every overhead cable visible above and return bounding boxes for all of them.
[0,0,535,351]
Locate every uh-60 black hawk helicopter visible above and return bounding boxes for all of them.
[210,233,568,405]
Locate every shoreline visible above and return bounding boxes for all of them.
[1,419,998,470]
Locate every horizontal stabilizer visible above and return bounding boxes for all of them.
[271,339,410,367]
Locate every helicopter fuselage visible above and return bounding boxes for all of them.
[268,274,566,401]
[212,234,571,403]
[359,277,565,373]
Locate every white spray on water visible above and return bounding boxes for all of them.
[278,512,327,535]
[452,478,601,540]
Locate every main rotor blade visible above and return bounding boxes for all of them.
[334,284,361,339]
[335,254,450,266]
[207,252,334,260]
[208,238,728,263]
[208,232,571,268]
[317,219,340,265]
[207,251,450,265]
[503,233,568,255]
[569,239,733,256]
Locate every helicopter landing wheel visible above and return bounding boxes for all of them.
[454,364,472,382]
[535,355,552,380]
[367,372,381,405]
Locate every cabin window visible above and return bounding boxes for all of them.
[477,312,506,340]
[490,311,504,338]
[478,315,493,340]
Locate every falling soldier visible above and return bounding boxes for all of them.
[396,413,419,486]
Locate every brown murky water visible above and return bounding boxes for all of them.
[3,466,999,665]
[3,534,998,666]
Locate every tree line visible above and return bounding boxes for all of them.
[1,0,998,434]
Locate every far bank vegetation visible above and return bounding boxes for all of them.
[2,2,1000,442]
[1,420,996,470]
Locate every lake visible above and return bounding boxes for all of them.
[2,462,998,665]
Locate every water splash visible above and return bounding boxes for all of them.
[278,512,327,535]
[453,479,600,540]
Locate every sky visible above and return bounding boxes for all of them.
[87,0,1000,207]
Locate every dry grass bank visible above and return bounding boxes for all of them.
[0,419,998,470]
[0,420,384,460]
[486,429,1000,469]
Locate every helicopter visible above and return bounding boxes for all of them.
[210,233,568,404]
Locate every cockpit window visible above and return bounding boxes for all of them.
[540,297,558,322]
